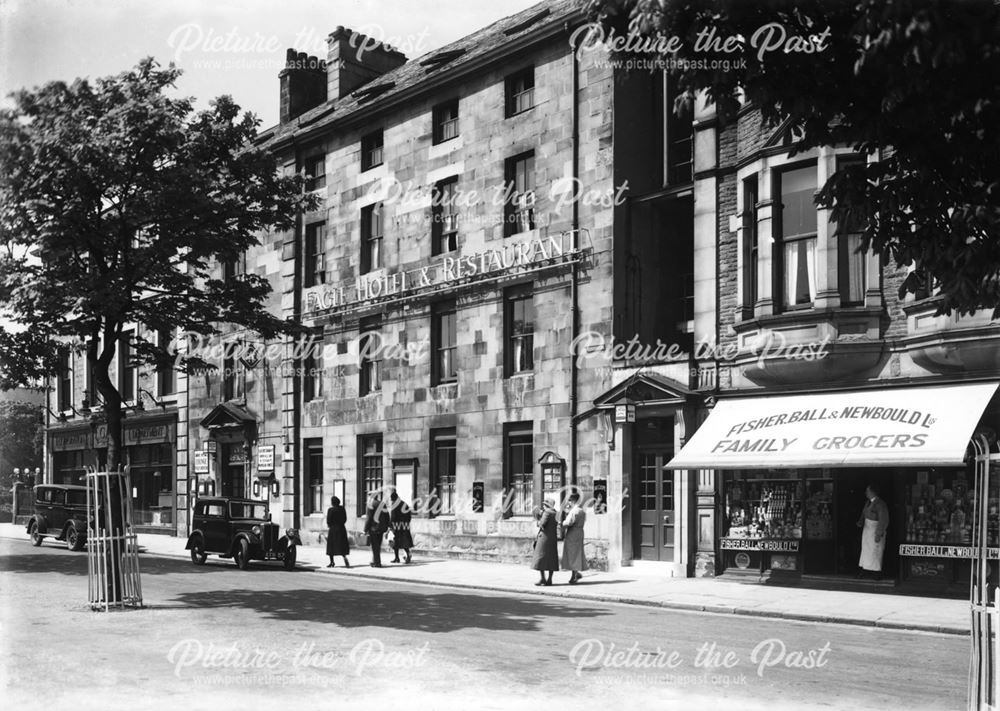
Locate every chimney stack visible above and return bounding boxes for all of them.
[326,26,407,99]
[279,49,327,124]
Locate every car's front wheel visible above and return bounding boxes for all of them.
[65,523,84,552]
[190,536,207,565]
[234,538,250,570]
[29,521,43,547]
[283,545,297,570]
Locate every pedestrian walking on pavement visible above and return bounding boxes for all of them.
[325,496,351,568]
[365,492,391,568]
[389,491,414,563]
[531,497,559,586]
[857,484,889,580]
[560,492,588,584]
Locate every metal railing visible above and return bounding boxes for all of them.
[86,469,143,611]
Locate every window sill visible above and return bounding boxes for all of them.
[505,107,535,119]
[361,163,384,172]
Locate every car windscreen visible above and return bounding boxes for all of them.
[66,490,88,506]
[229,502,268,520]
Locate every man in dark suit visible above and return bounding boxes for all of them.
[365,492,390,568]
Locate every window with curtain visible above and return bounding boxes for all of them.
[304,222,326,287]
[742,176,759,312]
[361,203,383,274]
[358,434,384,516]
[503,423,534,517]
[430,428,456,515]
[504,285,534,376]
[359,314,382,396]
[504,152,535,237]
[778,165,818,309]
[305,439,323,514]
[431,301,457,385]
[836,156,867,306]
[432,177,459,255]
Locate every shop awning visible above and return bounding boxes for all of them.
[666,382,998,470]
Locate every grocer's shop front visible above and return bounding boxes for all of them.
[668,382,1000,595]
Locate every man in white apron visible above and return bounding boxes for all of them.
[857,484,889,580]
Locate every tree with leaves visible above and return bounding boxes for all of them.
[586,0,1000,315]
[0,58,314,469]
[0,399,43,488]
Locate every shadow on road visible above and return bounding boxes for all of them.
[169,586,614,633]
[0,545,242,577]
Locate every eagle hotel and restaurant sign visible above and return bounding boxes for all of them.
[305,231,583,315]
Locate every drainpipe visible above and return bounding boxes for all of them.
[567,21,581,488]
[291,141,303,529]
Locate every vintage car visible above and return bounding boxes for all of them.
[26,484,89,551]
[185,497,301,570]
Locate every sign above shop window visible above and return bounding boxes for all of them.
[667,383,999,470]
[50,429,90,451]
[124,421,175,446]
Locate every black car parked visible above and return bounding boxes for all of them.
[26,484,89,551]
[185,497,301,570]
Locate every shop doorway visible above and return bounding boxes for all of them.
[834,469,897,577]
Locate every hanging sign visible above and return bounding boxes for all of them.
[257,444,275,473]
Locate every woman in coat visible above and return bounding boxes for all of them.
[389,491,414,563]
[531,498,559,586]
[560,492,587,584]
[325,496,350,568]
[365,492,391,568]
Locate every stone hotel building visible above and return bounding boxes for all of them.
[42,0,1000,592]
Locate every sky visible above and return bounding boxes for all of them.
[0,0,545,128]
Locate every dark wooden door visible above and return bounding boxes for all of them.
[636,452,675,562]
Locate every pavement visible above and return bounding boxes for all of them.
[0,522,970,636]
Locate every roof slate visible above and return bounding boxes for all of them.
[258,0,582,148]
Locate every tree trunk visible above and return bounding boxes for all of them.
[96,371,122,471]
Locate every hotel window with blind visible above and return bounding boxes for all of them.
[304,154,326,192]
[361,203,383,274]
[504,151,535,237]
[305,439,323,514]
[361,130,383,171]
[430,428,456,515]
[118,331,136,402]
[741,176,759,314]
[432,177,459,255]
[503,423,534,517]
[157,328,176,397]
[304,222,326,288]
[431,301,457,385]
[57,349,72,412]
[84,353,99,409]
[433,99,459,144]
[776,164,818,310]
[504,284,534,376]
[359,314,382,396]
[835,156,867,306]
[303,338,324,402]
[358,434,384,516]
[505,67,534,117]
[222,251,245,283]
